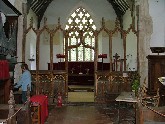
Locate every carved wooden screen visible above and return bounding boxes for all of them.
[22,6,139,104]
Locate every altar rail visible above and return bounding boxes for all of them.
[30,70,67,104]
[48,62,110,74]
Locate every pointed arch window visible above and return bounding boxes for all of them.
[64,7,96,61]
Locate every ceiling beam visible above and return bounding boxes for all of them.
[37,0,53,28]
[29,0,130,28]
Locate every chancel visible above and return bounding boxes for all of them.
[0,0,165,124]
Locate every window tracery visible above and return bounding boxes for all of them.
[65,7,96,61]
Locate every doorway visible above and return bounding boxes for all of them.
[64,7,96,102]
[67,63,95,102]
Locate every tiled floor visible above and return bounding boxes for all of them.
[45,102,135,124]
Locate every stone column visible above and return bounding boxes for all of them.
[14,0,24,62]
[14,0,27,83]
[138,0,153,86]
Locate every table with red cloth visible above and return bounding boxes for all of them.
[30,95,48,124]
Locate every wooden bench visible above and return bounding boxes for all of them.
[0,89,32,124]
[136,105,165,123]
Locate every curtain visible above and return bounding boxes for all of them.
[0,60,10,80]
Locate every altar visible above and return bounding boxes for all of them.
[68,74,94,85]
[48,62,110,85]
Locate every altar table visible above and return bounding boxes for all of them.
[115,92,137,103]
[30,95,48,124]
[115,92,137,124]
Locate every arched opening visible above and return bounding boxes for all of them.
[23,3,139,104]
[65,7,96,102]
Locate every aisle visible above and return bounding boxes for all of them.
[45,102,136,124]
[45,105,115,124]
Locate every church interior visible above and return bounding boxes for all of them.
[0,0,165,123]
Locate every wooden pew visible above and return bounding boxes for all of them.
[136,105,165,123]
[136,83,165,124]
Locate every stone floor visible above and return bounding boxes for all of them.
[45,86,136,124]
[45,102,135,124]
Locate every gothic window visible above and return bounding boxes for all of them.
[64,7,96,61]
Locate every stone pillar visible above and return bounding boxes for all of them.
[14,0,24,62]
[138,0,153,87]
[14,0,27,83]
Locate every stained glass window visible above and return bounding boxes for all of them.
[64,7,96,61]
